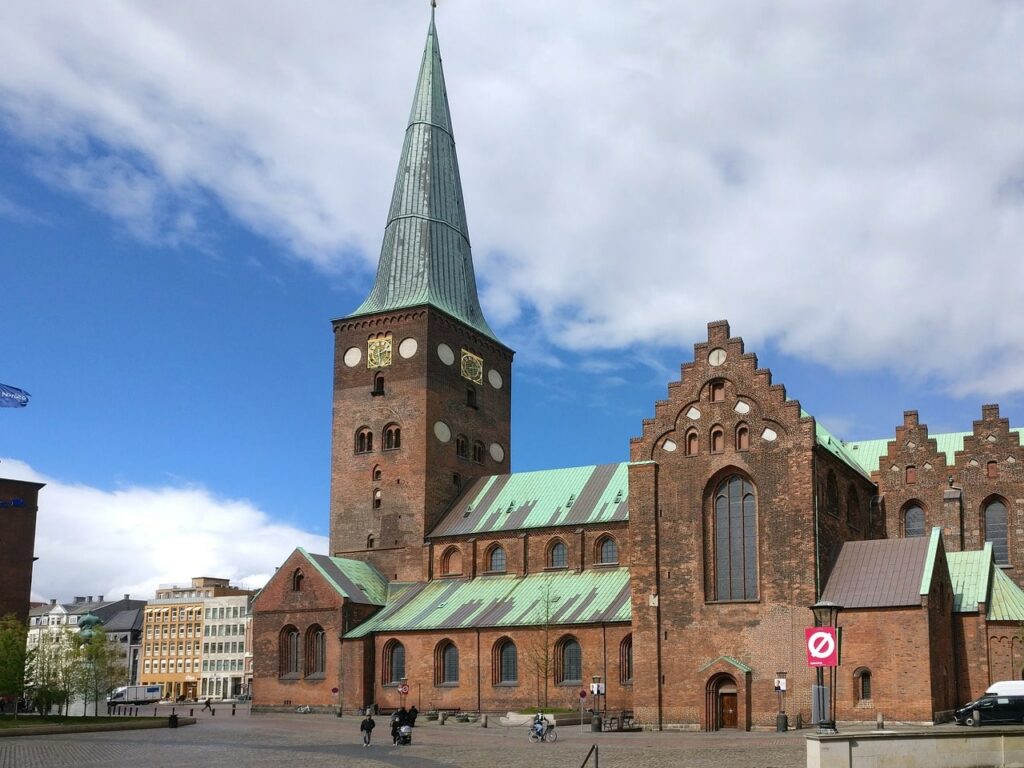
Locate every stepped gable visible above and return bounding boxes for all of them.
[953,404,1024,479]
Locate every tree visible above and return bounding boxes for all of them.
[32,628,79,715]
[522,582,557,709]
[74,627,126,716]
[0,613,33,719]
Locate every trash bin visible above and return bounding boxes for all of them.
[168,714,179,729]
[776,713,788,732]
[591,715,602,732]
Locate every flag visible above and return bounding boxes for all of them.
[0,383,30,408]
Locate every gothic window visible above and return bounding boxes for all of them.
[456,434,468,459]
[985,499,1009,566]
[710,381,725,402]
[855,668,872,702]
[487,545,507,573]
[548,540,568,569]
[384,424,401,450]
[467,386,477,408]
[383,639,405,684]
[441,546,462,576]
[304,625,325,677]
[372,466,382,481]
[367,535,375,549]
[435,640,459,685]
[279,626,299,677]
[372,373,385,396]
[472,441,485,464]
[846,485,860,529]
[735,423,749,451]
[291,569,304,592]
[619,634,633,684]
[712,475,758,601]
[906,465,917,484]
[494,639,517,684]
[710,425,725,454]
[596,536,618,565]
[355,427,373,454]
[556,636,582,684]
[903,504,925,538]
[685,429,698,456]
[826,471,839,517]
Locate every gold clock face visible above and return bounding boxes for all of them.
[367,337,393,368]
[460,350,483,384]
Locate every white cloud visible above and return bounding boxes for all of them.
[0,458,326,603]
[1,2,1023,395]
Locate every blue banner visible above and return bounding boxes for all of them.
[0,383,30,408]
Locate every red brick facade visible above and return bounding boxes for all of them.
[0,478,42,622]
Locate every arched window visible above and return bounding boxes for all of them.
[367,535,375,549]
[372,373,385,396]
[384,424,401,450]
[556,637,582,683]
[435,641,459,685]
[373,489,382,509]
[355,427,373,454]
[383,639,405,684]
[735,423,749,451]
[620,634,633,684]
[597,536,618,565]
[441,546,462,576]
[472,441,485,464]
[846,486,860,528]
[487,545,507,573]
[710,381,725,402]
[685,429,698,456]
[985,499,1009,565]
[855,668,872,702]
[825,471,839,517]
[456,434,468,459]
[712,475,758,601]
[372,466,383,481]
[291,569,304,592]
[711,426,725,454]
[279,626,299,677]
[494,639,517,684]
[305,625,326,677]
[904,504,925,538]
[548,540,568,569]
[467,386,477,408]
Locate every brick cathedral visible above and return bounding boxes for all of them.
[252,12,1024,729]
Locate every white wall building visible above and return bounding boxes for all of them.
[200,595,252,699]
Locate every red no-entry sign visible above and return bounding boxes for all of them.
[805,627,839,667]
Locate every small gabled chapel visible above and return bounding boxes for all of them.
[252,10,1024,729]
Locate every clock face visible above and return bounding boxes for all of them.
[460,350,484,384]
[367,337,393,369]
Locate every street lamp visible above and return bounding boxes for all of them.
[810,600,842,734]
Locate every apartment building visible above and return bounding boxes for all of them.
[200,595,252,699]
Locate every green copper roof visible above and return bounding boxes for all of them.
[806,411,873,481]
[844,428,1023,476]
[919,527,942,596]
[698,655,753,673]
[347,12,498,342]
[345,567,631,638]
[948,545,992,613]
[429,463,629,538]
[988,566,1024,622]
[299,548,388,606]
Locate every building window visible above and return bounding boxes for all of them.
[985,499,1010,566]
[487,545,507,573]
[441,546,462,576]
[903,504,925,537]
[855,668,872,702]
[825,471,839,517]
[355,427,373,454]
[846,486,860,529]
[596,536,618,565]
[373,466,383,481]
[556,637,582,684]
[384,424,401,450]
[291,569,304,592]
[710,381,725,402]
[467,386,477,408]
[305,626,325,677]
[548,540,568,569]
[712,475,758,601]
[987,461,999,479]
[711,426,725,454]
[384,639,405,683]
[620,634,633,684]
[456,434,468,459]
[472,441,485,464]
[435,641,459,685]
[372,373,385,396]
[906,465,917,484]
[279,626,299,677]
[735,423,749,451]
[685,429,698,456]
[495,639,517,684]
[373,489,382,509]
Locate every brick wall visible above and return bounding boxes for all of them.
[0,478,42,622]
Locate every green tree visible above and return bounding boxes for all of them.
[0,613,32,719]
[74,627,126,716]
[32,628,79,715]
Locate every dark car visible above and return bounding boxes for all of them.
[955,695,1024,726]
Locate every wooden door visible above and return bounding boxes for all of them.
[719,693,738,728]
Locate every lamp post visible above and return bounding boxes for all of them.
[810,600,842,734]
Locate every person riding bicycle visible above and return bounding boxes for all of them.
[532,712,546,739]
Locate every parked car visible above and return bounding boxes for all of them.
[955,696,1024,726]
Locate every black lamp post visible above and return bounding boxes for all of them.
[810,600,842,734]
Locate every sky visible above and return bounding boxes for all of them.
[2,1,1023,603]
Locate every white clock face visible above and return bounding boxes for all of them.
[708,348,727,367]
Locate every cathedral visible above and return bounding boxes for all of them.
[252,12,1024,729]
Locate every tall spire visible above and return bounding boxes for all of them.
[348,11,498,342]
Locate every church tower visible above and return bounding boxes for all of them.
[329,11,513,582]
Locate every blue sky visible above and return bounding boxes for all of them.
[2,1,1022,601]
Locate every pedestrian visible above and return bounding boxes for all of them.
[360,712,376,747]
[408,704,418,727]
[390,711,401,744]
[201,697,213,712]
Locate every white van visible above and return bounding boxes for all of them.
[985,681,1024,697]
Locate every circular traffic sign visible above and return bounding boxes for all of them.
[807,630,836,659]
[398,684,410,695]
[579,690,587,699]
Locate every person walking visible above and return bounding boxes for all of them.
[360,712,376,747]
[201,698,213,712]
[390,711,401,744]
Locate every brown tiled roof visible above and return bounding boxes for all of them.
[820,536,933,608]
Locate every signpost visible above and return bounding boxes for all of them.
[579,690,587,734]
[805,627,839,667]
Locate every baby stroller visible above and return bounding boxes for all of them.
[397,724,413,745]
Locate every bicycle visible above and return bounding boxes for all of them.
[296,704,312,714]
[528,724,557,743]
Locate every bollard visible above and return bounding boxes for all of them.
[190,708,194,717]
[232,704,236,716]
[876,712,884,730]
[440,712,447,725]
[172,707,176,716]
[154,707,158,717]
[481,714,487,728]
[212,708,216,716]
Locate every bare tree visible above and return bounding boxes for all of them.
[522,581,556,709]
